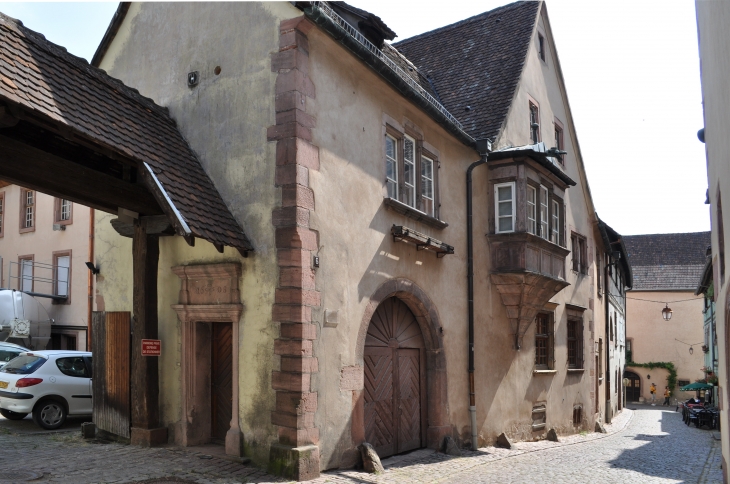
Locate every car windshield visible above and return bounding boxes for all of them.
[1,355,46,374]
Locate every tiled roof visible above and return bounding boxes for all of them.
[394,1,540,142]
[624,232,711,291]
[0,12,253,251]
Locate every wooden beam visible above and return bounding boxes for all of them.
[110,215,175,238]
[131,220,160,431]
[0,134,163,216]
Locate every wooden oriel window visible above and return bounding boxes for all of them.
[54,198,73,225]
[529,101,540,144]
[19,188,35,233]
[567,316,584,369]
[384,127,440,219]
[0,191,4,238]
[535,312,554,369]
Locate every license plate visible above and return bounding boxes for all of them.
[0,381,7,389]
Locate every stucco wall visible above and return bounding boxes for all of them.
[95,1,301,465]
[0,185,90,349]
[696,0,730,474]
[626,290,705,400]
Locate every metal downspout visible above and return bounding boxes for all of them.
[467,154,487,450]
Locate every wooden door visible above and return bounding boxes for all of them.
[92,311,131,439]
[364,297,426,458]
[211,323,233,443]
[625,371,640,402]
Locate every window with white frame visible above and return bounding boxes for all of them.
[61,199,71,221]
[551,200,560,244]
[527,186,537,235]
[20,188,35,232]
[385,135,398,199]
[384,126,441,220]
[403,135,416,208]
[421,155,435,217]
[54,254,70,299]
[495,182,515,233]
[539,185,549,239]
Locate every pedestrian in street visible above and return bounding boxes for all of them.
[663,386,670,406]
[650,383,657,405]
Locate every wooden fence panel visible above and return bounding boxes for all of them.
[92,311,131,439]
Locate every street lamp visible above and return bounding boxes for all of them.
[662,304,673,321]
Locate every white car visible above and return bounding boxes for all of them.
[0,351,92,429]
[0,342,30,369]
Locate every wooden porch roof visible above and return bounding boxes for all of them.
[0,12,253,252]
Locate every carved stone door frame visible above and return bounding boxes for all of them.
[171,262,244,457]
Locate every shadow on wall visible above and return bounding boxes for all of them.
[607,408,715,481]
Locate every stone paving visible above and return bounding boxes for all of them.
[0,406,721,483]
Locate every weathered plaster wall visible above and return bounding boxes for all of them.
[95,1,301,465]
[0,185,91,349]
[488,8,600,437]
[626,290,705,400]
[303,26,476,466]
[696,0,730,474]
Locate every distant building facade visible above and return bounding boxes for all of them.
[623,232,710,404]
[696,252,719,403]
[0,181,91,350]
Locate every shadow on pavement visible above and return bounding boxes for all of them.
[607,406,713,482]
[0,414,90,434]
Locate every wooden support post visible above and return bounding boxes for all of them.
[130,218,167,446]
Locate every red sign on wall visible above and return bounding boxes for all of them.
[141,339,161,356]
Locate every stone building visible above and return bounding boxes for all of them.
[49,0,627,478]
[696,1,730,479]
[623,232,710,404]
[0,182,92,350]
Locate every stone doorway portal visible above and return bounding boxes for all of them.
[364,297,426,458]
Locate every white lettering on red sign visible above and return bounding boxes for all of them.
[141,339,161,356]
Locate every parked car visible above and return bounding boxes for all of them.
[0,342,30,369]
[0,351,92,429]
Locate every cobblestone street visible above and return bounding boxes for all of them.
[0,407,721,483]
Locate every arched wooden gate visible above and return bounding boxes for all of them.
[364,297,427,458]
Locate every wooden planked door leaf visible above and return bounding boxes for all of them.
[364,298,425,458]
[211,323,233,443]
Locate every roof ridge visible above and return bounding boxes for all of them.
[0,11,173,124]
[624,231,711,237]
[393,1,531,47]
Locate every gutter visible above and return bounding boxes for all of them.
[91,2,131,67]
[302,4,477,149]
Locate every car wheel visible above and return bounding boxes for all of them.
[0,409,28,420]
[32,399,67,430]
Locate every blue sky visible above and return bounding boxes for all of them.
[0,1,709,236]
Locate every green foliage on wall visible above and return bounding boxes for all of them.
[626,362,677,392]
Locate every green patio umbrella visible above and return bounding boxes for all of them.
[680,381,714,391]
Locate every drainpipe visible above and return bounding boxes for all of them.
[87,207,94,351]
[466,139,491,451]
